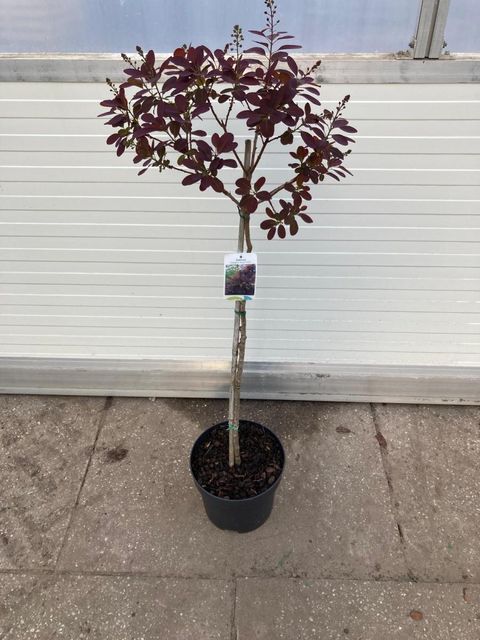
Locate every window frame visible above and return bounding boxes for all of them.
[1,0,479,84]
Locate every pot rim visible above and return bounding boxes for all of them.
[190,419,285,504]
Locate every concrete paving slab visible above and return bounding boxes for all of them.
[59,398,406,579]
[236,578,480,640]
[373,404,480,582]
[0,395,106,569]
[0,574,232,640]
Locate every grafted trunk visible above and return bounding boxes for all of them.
[228,140,252,467]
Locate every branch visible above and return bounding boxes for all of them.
[243,214,253,252]
[269,176,297,198]
[222,188,241,208]
[169,164,195,175]
[249,137,267,175]
[207,97,246,173]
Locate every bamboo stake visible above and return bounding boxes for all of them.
[228,139,252,467]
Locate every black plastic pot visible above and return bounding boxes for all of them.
[190,420,285,533]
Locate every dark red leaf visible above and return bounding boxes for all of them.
[240,194,258,214]
[200,175,211,191]
[301,131,317,148]
[304,95,322,106]
[286,56,298,75]
[337,124,357,134]
[235,178,251,195]
[254,176,266,192]
[267,227,276,240]
[182,174,201,186]
[196,139,213,160]
[259,119,274,138]
[106,133,120,145]
[299,213,313,224]
[145,49,155,66]
[124,68,143,78]
[211,177,224,193]
[260,219,276,230]
[280,130,294,146]
[212,132,236,154]
[332,134,354,146]
[296,145,308,160]
[126,78,144,88]
[244,47,266,55]
[277,224,286,239]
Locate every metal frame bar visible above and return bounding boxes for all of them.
[430,0,451,58]
[1,53,479,84]
[413,0,451,59]
[0,358,479,404]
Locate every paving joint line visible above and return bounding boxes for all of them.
[0,568,477,586]
[53,396,114,570]
[370,402,417,582]
[230,579,238,640]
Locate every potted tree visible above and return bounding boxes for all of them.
[100,0,356,532]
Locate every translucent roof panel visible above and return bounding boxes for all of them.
[444,0,480,53]
[0,0,420,54]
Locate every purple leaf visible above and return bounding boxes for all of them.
[260,219,276,230]
[211,177,224,193]
[336,124,358,134]
[286,56,298,75]
[332,134,354,146]
[182,174,201,186]
[235,177,251,195]
[299,213,313,224]
[301,131,317,148]
[256,190,270,202]
[245,47,266,55]
[289,219,299,235]
[106,133,120,145]
[254,176,266,191]
[145,49,155,66]
[240,194,258,214]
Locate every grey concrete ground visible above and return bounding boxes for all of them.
[0,395,479,639]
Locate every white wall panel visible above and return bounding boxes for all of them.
[0,81,479,385]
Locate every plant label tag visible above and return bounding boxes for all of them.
[224,253,257,301]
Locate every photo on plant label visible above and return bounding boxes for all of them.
[224,261,256,297]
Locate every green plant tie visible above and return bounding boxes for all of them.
[227,422,239,431]
[234,309,246,316]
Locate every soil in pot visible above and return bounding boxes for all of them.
[191,420,283,500]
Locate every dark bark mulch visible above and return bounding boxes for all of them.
[191,420,284,500]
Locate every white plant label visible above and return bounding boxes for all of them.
[224,253,257,301]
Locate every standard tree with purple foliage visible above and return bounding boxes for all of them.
[100,0,356,470]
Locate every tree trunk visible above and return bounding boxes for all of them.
[228,140,252,467]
